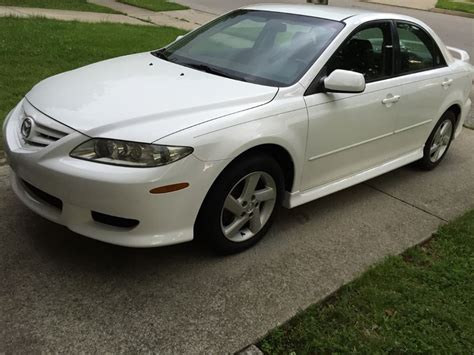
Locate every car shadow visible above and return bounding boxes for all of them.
[14,164,420,264]
[5,148,462,278]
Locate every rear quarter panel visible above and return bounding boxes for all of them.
[440,60,472,137]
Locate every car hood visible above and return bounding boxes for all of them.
[26,52,278,142]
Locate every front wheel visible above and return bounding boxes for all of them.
[419,111,455,170]
[195,155,284,254]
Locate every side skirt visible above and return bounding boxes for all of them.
[283,147,424,209]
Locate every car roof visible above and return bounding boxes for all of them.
[242,3,383,22]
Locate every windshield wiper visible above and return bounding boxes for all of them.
[151,49,170,61]
[183,62,244,81]
[150,54,248,82]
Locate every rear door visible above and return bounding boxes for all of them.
[391,21,452,156]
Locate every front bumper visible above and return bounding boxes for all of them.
[4,100,227,247]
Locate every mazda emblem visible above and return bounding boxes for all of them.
[21,117,33,139]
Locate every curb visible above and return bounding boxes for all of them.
[431,7,474,19]
[361,0,474,19]
[0,150,6,166]
[236,345,264,355]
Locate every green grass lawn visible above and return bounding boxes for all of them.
[259,209,474,353]
[436,0,474,14]
[0,0,121,14]
[117,0,188,12]
[0,17,185,133]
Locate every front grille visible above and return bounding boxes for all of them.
[23,119,69,147]
[23,122,68,147]
[19,102,75,149]
[22,180,63,211]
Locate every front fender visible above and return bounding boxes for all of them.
[157,96,309,192]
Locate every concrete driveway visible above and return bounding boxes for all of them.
[1,128,473,352]
[1,1,474,352]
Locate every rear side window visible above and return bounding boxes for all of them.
[396,22,445,74]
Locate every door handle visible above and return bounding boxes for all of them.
[382,95,400,105]
[441,78,453,87]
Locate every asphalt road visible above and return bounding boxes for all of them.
[1,1,474,353]
[178,0,474,59]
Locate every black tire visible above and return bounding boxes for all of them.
[418,111,456,170]
[195,154,284,254]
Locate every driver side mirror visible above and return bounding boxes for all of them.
[175,35,184,42]
[323,69,366,93]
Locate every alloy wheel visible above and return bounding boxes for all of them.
[429,119,453,163]
[220,171,277,242]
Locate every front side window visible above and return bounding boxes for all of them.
[325,22,393,83]
[157,10,344,87]
[396,22,445,74]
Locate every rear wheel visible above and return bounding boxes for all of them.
[196,155,284,254]
[419,111,455,170]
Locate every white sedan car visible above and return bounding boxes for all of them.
[3,5,472,253]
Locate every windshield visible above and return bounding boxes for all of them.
[156,10,344,87]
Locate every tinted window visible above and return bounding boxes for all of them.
[326,22,393,82]
[159,10,344,87]
[397,22,445,73]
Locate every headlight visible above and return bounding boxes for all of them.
[70,139,193,167]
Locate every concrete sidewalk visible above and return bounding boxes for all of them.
[89,0,215,30]
[363,0,474,17]
[0,1,215,30]
[0,129,473,353]
[0,5,149,26]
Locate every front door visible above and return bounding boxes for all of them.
[301,21,403,191]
